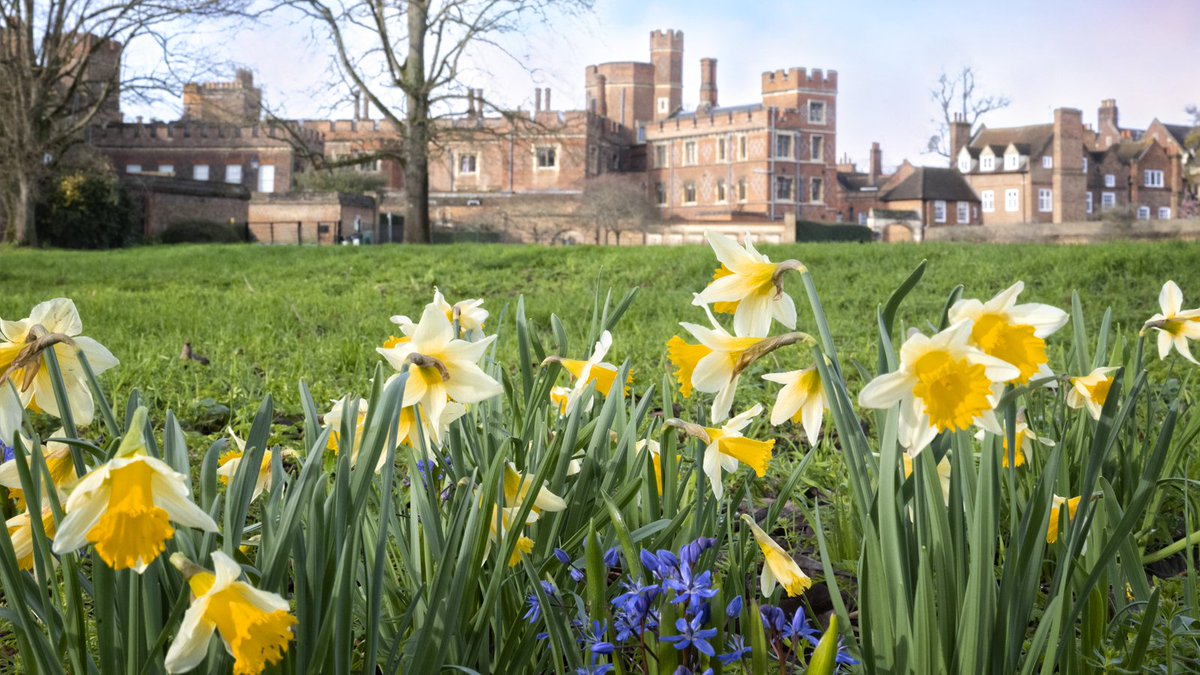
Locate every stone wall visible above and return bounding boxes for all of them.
[924,219,1200,244]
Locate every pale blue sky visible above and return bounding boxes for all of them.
[124,0,1200,168]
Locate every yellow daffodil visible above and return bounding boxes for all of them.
[1046,494,1081,544]
[392,287,489,341]
[216,428,298,502]
[324,396,368,458]
[0,429,77,510]
[665,336,712,399]
[740,514,812,597]
[694,231,799,338]
[975,414,1055,468]
[502,462,567,519]
[762,365,825,445]
[0,298,119,426]
[165,551,296,675]
[395,398,467,457]
[549,386,572,415]
[1066,366,1119,420]
[636,439,675,496]
[901,450,952,504]
[378,302,503,432]
[1142,280,1200,364]
[7,507,56,571]
[669,404,774,500]
[678,308,765,423]
[948,281,1068,384]
[858,322,1020,453]
[485,502,536,567]
[52,408,217,573]
[549,331,631,414]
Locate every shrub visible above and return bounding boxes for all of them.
[35,168,140,249]
[159,219,247,244]
[795,220,872,243]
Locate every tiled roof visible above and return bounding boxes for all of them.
[1162,123,1196,147]
[881,166,979,203]
[836,172,884,192]
[971,124,1055,158]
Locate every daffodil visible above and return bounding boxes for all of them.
[546,331,631,414]
[217,428,296,502]
[665,336,712,399]
[1046,494,1081,544]
[740,514,812,597]
[858,322,1020,454]
[677,309,765,423]
[378,302,503,431]
[7,507,56,571]
[948,281,1068,384]
[396,398,467,456]
[670,404,774,500]
[486,503,536,567]
[0,429,77,510]
[1142,281,1200,364]
[392,287,489,341]
[502,462,567,519]
[1066,366,1119,420]
[694,231,800,337]
[52,408,217,572]
[0,298,119,426]
[164,551,296,675]
[636,438,675,496]
[549,386,572,415]
[901,450,952,504]
[975,414,1055,468]
[762,366,825,445]
[324,396,368,458]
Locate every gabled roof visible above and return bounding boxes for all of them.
[1115,139,1154,162]
[881,166,979,203]
[1161,123,1195,147]
[970,124,1055,159]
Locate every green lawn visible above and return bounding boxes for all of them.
[3,241,1198,434]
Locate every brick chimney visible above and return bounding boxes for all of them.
[474,89,484,115]
[361,90,370,121]
[466,89,476,116]
[535,87,542,112]
[543,88,551,111]
[948,113,971,166]
[1052,107,1085,223]
[868,142,882,186]
[699,57,717,110]
[1097,99,1119,148]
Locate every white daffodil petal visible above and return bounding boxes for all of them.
[164,600,216,674]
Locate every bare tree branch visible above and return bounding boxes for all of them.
[925,66,1011,158]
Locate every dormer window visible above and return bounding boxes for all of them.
[980,155,995,172]
[958,155,972,173]
[1042,156,1052,169]
[1004,153,1020,171]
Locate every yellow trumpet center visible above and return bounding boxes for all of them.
[1047,496,1082,544]
[911,350,993,433]
[1001,429,1027,468]
[711,265,741,315]
[86,460,174,571]
[970,313,1047,384]
[666,337,711,399]
[559,359,629,398]
[190,574,297,675]
[1082,377,1113,408]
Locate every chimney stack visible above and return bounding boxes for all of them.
[466,89,476,116]
[543,88,551,111]
[948,113,972,167]
[868,142,882,186]
[353,90,361,120]
[361,90,370,121]
[699,57,718,110]
[535,87,542,112]
[475,89,484,115]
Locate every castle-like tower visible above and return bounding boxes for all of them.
[182,69,262,125]
[650,29,683,120]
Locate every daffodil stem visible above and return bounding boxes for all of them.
[1142,530,1200,565]
[734,331,818,376]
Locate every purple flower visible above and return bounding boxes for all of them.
[717,634,752,665]
[0,440,13,464]
[660,615,718,657]
[760,605,787,633]
[725,595,743,618]
[569,567,586,583]
[679,537,717,567]
[523,581,557,624]
[554,548,572,565]
[603,547,621,568]
[664,561,718,614]
[782,606,820,645]
[639,548,660,576]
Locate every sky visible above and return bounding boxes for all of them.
[123,0,1200,169]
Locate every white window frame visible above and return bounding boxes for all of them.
[657,97,669,114]
[683,141,697,166]
[1137,206,1150,220]
[257,165,275,193]
[715,179,727,204]
[1004,153,1020,171]
[982,190,995,212]
[654,144,669,168]
[857,212,867,225]
[535,145,558,170]
[736,177,747,203]
[654,182,666,206]
[1086,192,1093,214]
[809,135,824,162]
[717,137,727,162]
[1144,170,1164,188]
[225,164,243,184]
[1005,189,1020,213]
[774,133,792,159]
[808,100,826,124]
[126,164,142,174]
[1101,192,1116,210]
[775,176,793,202]
[1082,157,1088,173]
[956,201,969,224]
[810,177,824,203]
[458,153,477,175]
[1105,174,1115,188]
[193,164,209,181]
[981,155,995,172]
[1038,189,1052,213]
[158,164,174,176]
[1042,156,1053,169]
[737,134,748,161]
[1159,207,1171,220]
[933,200,947,223]
[958,155,972,173]
[682,181,697,205]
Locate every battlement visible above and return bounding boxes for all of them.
[298,119,403,135]
[761,67,838,93]
[89,120,323,147]
[650,29,683,50]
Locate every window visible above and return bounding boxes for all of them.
[536,146,557,169]
[193,164,209,181]
[1042,156,1053,169]
[775,176,793,201]
[1004,153,1020,171]
[126,164,142,174]
[957,201,969,224]
[958,155,972,173]
[1038,189,1052,213]
[1005,189,1019,212]
[737,134,748,161]
[774,134,792,159]
[1145,170,1164,188]
[657,98,669,114]
[1105,174,1115,188]
[737,178,747,202]
[654,144,669,168]
[808,101,826,124]
[225,164,242,184]
[981,155,995,171]
[1159,207,1171,220]
[684,141,697,166]
[683,181,697,204]
[717,137,727,162]
[1137,206,1150,220]
[857,212,867,225]
[810,178,824,203]
[810,135,824,162]
[1101,192,1116,210]
[1082,157,1088,174]
[934,200,947,223]
[1086,192,1093,214]
[982,190,995,212]
[159,164,174,176]
[715,179,727,203]
[459,154,477,174]
[654,182,666,206]
[258,165,275,193]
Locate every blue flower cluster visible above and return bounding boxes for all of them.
[761,603,859,671]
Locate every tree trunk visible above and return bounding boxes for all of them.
[403,0,431,244]
[13,171,37,246]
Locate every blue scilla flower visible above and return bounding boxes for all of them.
[582,620,614,656]
[603,547,621,568]
[672,669,713,675]
[782,606,820,645]
[523,581,558,624]
[660,614,718,657]
[835,637,860,669]
[576,655,614,675]
[664,561,718,614]
[760,605,787,633]
[679,536,716,567]
[725,595,743,618]
[639,549,660,576]
[0,440,14,464]
[655,549,680,576]
[555,548,587,583]
[717,634,752,665]
[554,548,572,564]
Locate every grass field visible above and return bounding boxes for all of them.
[3,241,1197,436]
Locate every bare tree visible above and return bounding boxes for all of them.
[925,66,1011,158]
[580,173,659,245]
[288,0,592,244]
[0,0,246,244]
[1186,104,1200,127]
